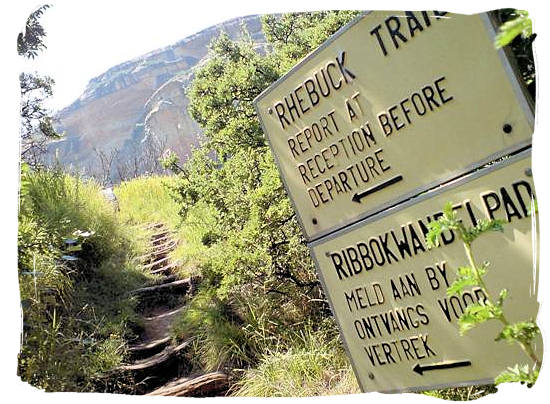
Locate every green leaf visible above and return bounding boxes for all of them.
[463,219,505,244]
[426,221,442,249]
[447,266,478,296]
[496,320,540,345]
[495,364,538,387]
[495,11,532,49]
[496,289,508,308]
[458,301,502,335]
[443,202,454,220]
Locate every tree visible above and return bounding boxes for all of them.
[18,4,60,167]
[17,4,50,58]
[494,9,536,100]
[165,11,359,370]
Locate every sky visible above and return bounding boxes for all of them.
[19,0,275,111]
[3,1,550,404]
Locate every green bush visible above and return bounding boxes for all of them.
[165,14,360,378]
[115,175,180,229]
[18,166,148,391]
[233,325,359,397]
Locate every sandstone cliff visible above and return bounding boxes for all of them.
[50,15,265,180]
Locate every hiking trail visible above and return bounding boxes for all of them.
[117,222,228,397]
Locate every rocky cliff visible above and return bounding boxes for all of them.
[50,15,265,179]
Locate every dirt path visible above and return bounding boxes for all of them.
[118,223,228,396]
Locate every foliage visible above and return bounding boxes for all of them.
[233,325,359,397]
[426,202,541,387]
[18,4,60,167]
[18,167,148,391]
[167,12,360,377]
[115,175,180,229]
[17,4,51,58]
[495,10,532,48]
[171,288,252,371]
[423,385,497,401]
[494,364,538,388]
[493,9,536,99]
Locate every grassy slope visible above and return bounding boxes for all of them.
[18,168,151,391]
[115,175,360,396]
[115,175,208,278]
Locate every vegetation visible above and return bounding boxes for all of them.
[17,7,537,399]
[426,202,541,387]
[115,175,180,229]
[234,322,359,397]
[18,4,60,167]
[494,9,536,100]
[18,165,149,391]
[162,12,360,384]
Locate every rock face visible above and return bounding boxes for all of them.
[51,15,265,179]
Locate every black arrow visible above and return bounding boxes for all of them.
[351,175,403,203]
[413,360,471,375]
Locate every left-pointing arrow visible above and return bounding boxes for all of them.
[351,175,403,203]
[413,360,471,375]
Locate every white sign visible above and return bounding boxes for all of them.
[255,11,533,241]
[309,151,540,392]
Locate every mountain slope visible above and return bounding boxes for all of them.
[51,15,265,180]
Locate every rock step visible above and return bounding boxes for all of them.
[147,372,229,397]
[119,340,191,373]
[131,278,191,296]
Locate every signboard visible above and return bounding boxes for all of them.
[309,150,541,393]
[255,11,533,241]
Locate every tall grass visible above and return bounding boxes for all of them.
[115,175,180,229]
[18,167,149,391]
[171,288,252,372]
[233,327,359,397]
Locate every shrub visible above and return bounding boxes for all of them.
[233,325,359,397]
[18,166,148,391]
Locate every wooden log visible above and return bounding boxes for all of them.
[145,274,179,286]
[142,255,171,271]
[137,241,178,261]
[150,260,181,275]
[130,278,190,296]
[147,372,229,397]
[143,222,164,230]
[128,336,171,358]
[145,239,177,253]
[119,340,191,372]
